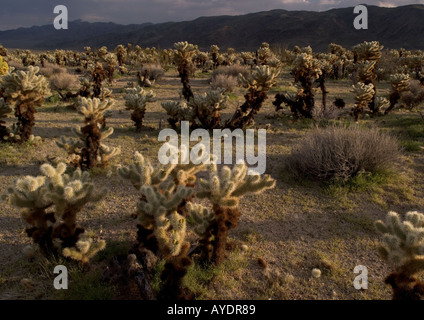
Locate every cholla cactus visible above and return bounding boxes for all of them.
[124,86,155,130]
[375,211,424,300]
[3,162,106,259]
[103,53,118,84]
[0,66,51,141]
[0,56,8,75]
[257,42,273,65]
[173,41,197,101]
[353,41,383,115]
[187,88,227,129]
[227,65,281,129]
[56,97,120,169]
[0,98,12,140]
[197,162,276,208]
[63,236,106,265]
[353,41,384,61]
[351,82,375,121]
[91,62,107,98]
[193,162,276,264]
[115,44,127,66]
[374,97,390,113]
[385,74,411,115]
[274,52,322,119]
[357,60,377,84]
[161,101,193,129]
[210,45,220,69]
[186,202,214,235]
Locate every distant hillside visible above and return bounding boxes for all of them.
[1,5,424,51]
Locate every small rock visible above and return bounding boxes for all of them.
[312,268,322,278]
[241,244,248,251]
[257,257,268,269]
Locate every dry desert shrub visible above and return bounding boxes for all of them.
[401,80,424,110]
[39,62,66,77]
[288,125,400,181]
[49,73,79,91]
[140,64,165,81]
[211,74,238,92]
[211,64,250,81]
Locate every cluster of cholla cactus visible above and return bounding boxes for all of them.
[0,66,51,142]
[124,86,155,131]
[328,43,354,79]
[273,50,321,119]
[2,162,106,262]
[118,148,276,299]
[227,65,281,129]
[56,97,120,169]
[385,74,411,115]
[375,211,424,300]
[162,89,227,129]
[353,41,384,116]
[118,149,206,299]
[173,42,197,101]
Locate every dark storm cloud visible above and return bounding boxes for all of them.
[0,0,423,30]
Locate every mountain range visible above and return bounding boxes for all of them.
[0,5,423,52]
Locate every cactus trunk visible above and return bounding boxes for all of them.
[15,102,36,142]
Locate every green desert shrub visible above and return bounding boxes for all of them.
[288,125,400,181]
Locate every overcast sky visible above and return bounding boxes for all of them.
[0,0,423,30]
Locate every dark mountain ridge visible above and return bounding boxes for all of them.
[0,5,423,51]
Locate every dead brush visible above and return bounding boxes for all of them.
[288,125,401,181]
